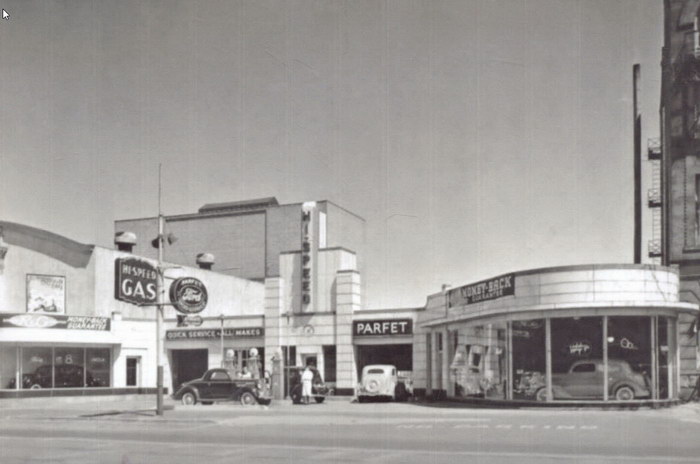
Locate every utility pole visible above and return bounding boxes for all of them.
[633,64,642,264]
[155,164,165,416]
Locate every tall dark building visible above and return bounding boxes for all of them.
[660,0,700,394]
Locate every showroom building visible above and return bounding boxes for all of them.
[418,264,699,403]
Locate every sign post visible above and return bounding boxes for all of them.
[156,208,164,416]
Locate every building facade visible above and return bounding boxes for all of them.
[0,198,426,398]
[419,264,697,402]
[660,0,700,394]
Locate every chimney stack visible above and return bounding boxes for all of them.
[196,253,215,270]
[114,231,137,253]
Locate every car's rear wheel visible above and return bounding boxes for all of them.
[181,392,197,406]
[314,397,325,404]
[395,383,407,402]
[614,385,635,401]
[240,391,257,406]
[535,387,547,402]
[30,384,41,390]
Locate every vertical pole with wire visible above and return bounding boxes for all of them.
[156,164,164,416]
[220,314,225,367]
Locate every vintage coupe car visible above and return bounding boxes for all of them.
[173,368,271,406]
[533,359,650,401]
[357,364,410,402]
[287,366,333,404]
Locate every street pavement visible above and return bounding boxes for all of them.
[1,396,700,463]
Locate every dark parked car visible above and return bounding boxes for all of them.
[7,365,103,389]
[173,368,271,406]
[286,366,332,404]
[533,359,650,401]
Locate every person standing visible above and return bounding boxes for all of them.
[301,365,314,404]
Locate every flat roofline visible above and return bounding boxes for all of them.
[115,199,365,224]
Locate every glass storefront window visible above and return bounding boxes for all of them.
[54,348,85,388]
[511,319,546,400]
[0,347,16,389]
[451,323,507,399]
[86,348,111,387]
[607,316,652,401]
[550,317,604,400]
[21,347,52,389]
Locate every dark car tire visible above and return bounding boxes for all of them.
[314,397,325,404]
[240,391,257,406]
[291,387,302,405]
[395,383,408,402]
[614,385,635,401]
[181,391,197,406]
[535,387,547,402]
[30,384,42,390]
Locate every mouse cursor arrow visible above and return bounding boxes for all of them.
[2,10,9,20]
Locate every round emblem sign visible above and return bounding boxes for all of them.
[169,277,208,314]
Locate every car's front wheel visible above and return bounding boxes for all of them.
[181,391,197,406]
[614,385,635,401]
[240,391,257,406]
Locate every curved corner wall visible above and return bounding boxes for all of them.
[420,264,699,404]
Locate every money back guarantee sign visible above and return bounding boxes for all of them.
[169,277,208,314]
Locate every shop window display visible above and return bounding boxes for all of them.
[451,323,506,398]
[607,316,652,400]
[511,319,546,400]
[86,348,111,387]
[20,347,52,389]
[0,347,16,389]
[550,317,604,400]
[54,348,85,388]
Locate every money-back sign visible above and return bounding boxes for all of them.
[447,273,515,307]
[114,258,158,306]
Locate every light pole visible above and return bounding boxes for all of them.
[155,211,165,416]
[220,313,225,367]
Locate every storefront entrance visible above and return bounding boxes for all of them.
[355,344,412,376]
[171,349,208,391]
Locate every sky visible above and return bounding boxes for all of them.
[0,0,663,309]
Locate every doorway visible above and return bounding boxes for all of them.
[126,356,141,387]
[302,354,318,368]
[171,349,208,391]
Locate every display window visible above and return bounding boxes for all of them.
[86,348,111,387]
[444,314,677,402]
[511,319,546,400]
[550,317,604,400]
[451,323,507,399]
[4,346,111,390]
[0,347,16,390]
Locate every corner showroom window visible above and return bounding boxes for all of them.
[449,315,676,402]
[0,346,111,390]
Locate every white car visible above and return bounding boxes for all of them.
[357,364,410,402]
